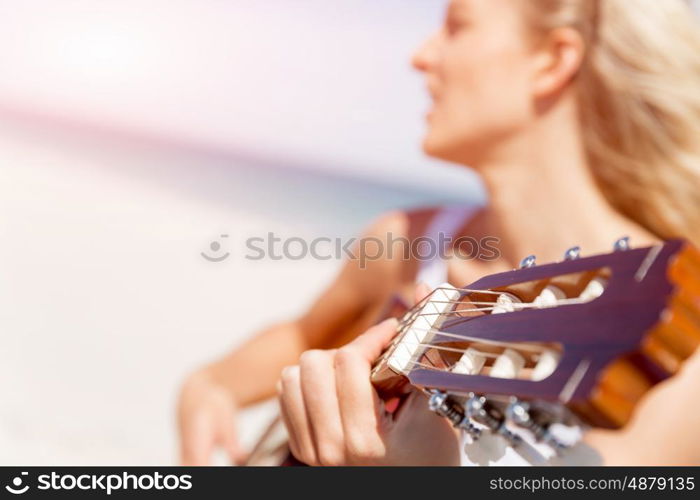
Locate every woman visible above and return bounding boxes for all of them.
[178,0,700,465]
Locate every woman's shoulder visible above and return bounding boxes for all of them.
[362,206,442,241]
[363,204,480,241]
[354,204,480,285]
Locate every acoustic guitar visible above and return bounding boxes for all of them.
[246,238,700,465]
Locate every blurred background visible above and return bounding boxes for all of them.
[0,0,488,464]
[6,0,697,467]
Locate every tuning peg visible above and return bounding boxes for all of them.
[464,394,549,465]
[428,391,446,410]
[466,394,504,433]
[505,398,568,452]
[505,399,531,425]
[614,236,630,252]
[428,391,481,438]
[563,246,581,261]
[519,255,537,269]
[465,393,487,419]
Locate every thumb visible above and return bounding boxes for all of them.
[392,389,454,436]
[180,426,213,466]
[220,420,246,465]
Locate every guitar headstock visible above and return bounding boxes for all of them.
[371,238,700,461]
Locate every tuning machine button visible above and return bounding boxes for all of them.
[614,236,630,252]
[505,399,531,426]
[463,394,550,465]
[462,394,507,465]
[519,255,537,269]
[466,394,521,444]
[563,246,581,261]
[505,399,568,453]
[428,391,481,439]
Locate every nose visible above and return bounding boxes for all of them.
[411,31,441,73]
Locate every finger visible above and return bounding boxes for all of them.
[219,415,245,465]
[299,350,345,465]
[278,365,317,465]
[344,318,399,364]
[278,399,301,462]
[276,380,300,459]
[179,418,214,466]
[334,350,385,457]
[414,282,433,306]
[334,319,398,454]
[180,442,205,466]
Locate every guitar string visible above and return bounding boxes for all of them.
[397,290,495,322]
[427,298,582,306]
[393,342,502,357]
[402,288,592,320]
[390,292,581,361]
[386,330,547,357]
[429,300,520,306]
[393,345,504,374]
[415,297,589,317]
[408,276,605,316]
[401,358,525,376]
[419,287,506,296]
[391,289,586,368]
[399,287,510,318]
[390,326,556,352]
[409,280,600,312]
[386,284,607,458]
[393,340,548,357]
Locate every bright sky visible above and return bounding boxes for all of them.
[0,0,482,194]
[3,0,695,192]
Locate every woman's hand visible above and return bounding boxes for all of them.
[277,286,462,466]
[177,369,245,465]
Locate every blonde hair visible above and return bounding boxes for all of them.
[526,0,700,246]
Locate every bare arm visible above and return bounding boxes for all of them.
[178,212,411,463]
[200,212,409,406]
[203,321,309,407]
[586,349,700,465]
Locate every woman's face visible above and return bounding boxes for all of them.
[413,0,537,166]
